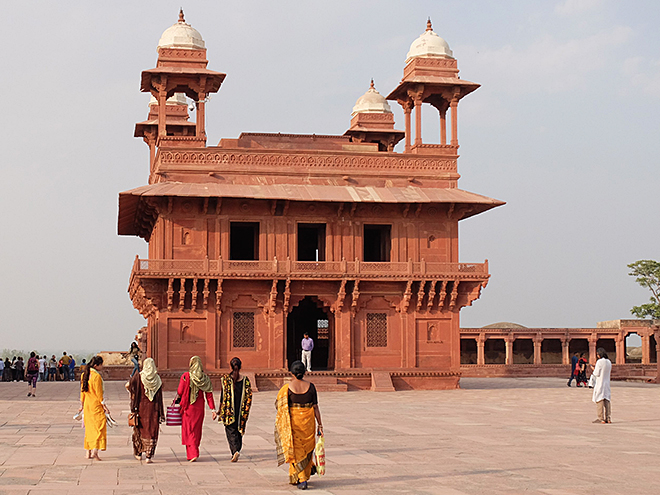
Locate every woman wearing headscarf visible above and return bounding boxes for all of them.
[78,356,109,460]
[275,360,324,490]
[174,356,215,462]
[215,357,253,462]
[128,357,164,463]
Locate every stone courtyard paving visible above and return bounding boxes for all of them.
[0,378,659,495]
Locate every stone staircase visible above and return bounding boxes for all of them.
[307,374,348,392]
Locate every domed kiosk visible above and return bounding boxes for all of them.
[387,19,479,154]
[344,80,404,151]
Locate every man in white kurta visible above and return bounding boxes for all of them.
[591,348,612,423]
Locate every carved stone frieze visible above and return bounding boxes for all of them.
[158,150,457,172]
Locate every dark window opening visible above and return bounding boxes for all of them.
[297,224,326,261]
[364,224,391,262]
[230,222,259,260]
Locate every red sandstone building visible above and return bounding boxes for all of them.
[118,13,504,390]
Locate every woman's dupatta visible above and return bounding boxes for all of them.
[274,384,294,467]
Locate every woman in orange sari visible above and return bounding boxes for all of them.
[78,356,109,460]
[275,361,323,490]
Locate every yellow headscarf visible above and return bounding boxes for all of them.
[139,357,162,402]
[188,356,213,404]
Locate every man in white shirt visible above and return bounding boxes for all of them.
[38,355,47,382]
[591,347,612,424]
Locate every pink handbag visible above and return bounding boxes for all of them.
[166,404,182,426]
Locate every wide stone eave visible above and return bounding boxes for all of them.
[117,182,505,236]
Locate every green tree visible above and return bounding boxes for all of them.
[628,260,660,319]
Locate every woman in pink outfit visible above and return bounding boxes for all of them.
[174,356,215,462]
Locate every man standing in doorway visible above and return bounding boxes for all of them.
[301,333,314,372]
[567,352,579,387]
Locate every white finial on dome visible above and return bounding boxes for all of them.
[406,18,453,62]
[157,9,205,50]
[351,80,392,116]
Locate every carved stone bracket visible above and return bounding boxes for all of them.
[202,278,210,309]
[178,278,186,311]
[437,280,447,310]
[166,278,174,312]
[335,279,347,313]
[426,280,437,312]
[283,279,291,313]
[350,280,361,314]
[416,280,427,312]
[191,278,199,311]
[401,280,413,313]
[215,278,223,314]
[268,279,278,314]
[448,280,460,311]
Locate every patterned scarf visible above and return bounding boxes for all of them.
[274,384,293,466]
[188,356,213,404]
[139,358,162,402]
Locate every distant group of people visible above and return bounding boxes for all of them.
[1,352,84,387]
[568,349,612,424]
[78,350,323,490]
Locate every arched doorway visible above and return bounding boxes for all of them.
[287,297,333,371]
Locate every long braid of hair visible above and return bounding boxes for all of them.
[82,355,103,392]
[230,357,241,383]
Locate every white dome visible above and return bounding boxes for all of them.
[406,19,453,62]
[149,93,188,107]
[157,10,205,50]
[352,80,392,115]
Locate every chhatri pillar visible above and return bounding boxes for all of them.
[561,336,570,365]
[476,333,485,366]
[533,335,542,365]
[615,334,625,365]
[504,334,513,365]
[588,333,598,365]
[642,333,651,365]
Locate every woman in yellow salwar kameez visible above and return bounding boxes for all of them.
[78,356,110,460]
[275,361,323,490]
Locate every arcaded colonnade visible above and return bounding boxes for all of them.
[460,320,660,368]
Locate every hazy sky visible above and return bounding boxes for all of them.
[1,0,658,352]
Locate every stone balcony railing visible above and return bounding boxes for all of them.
[130,257,489,282]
